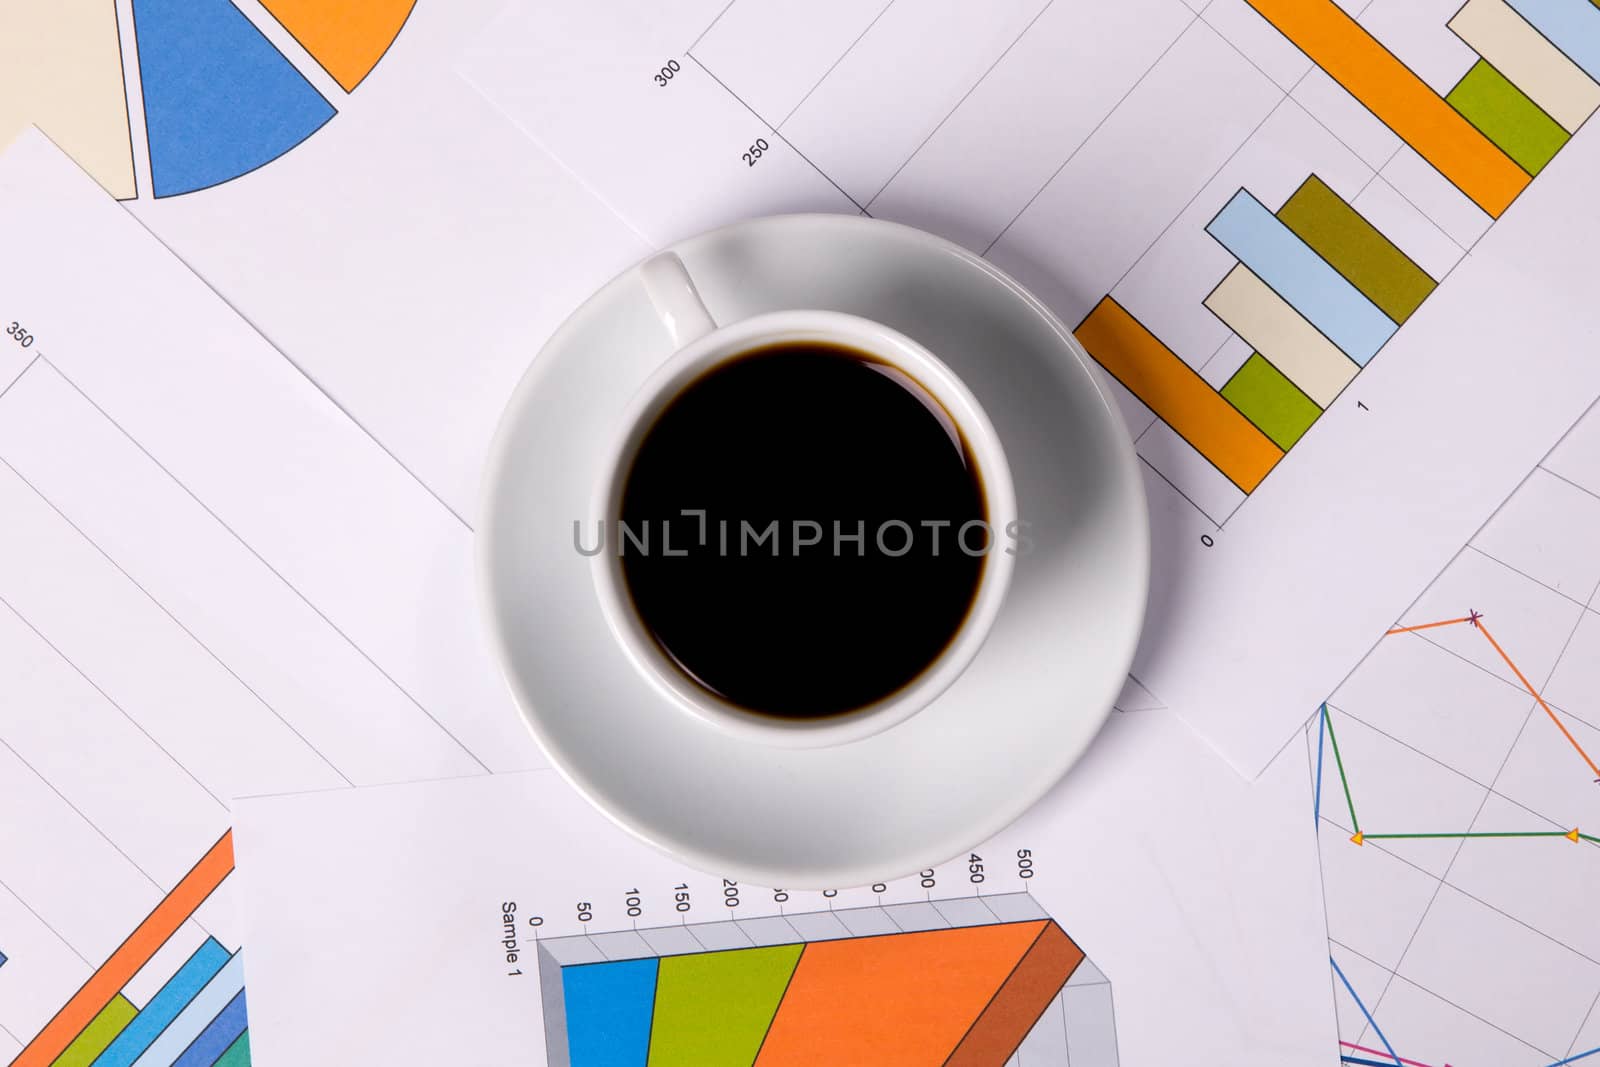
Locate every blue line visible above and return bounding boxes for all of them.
[1315,703,1328,825]
[1343,1058,1398,1067]
[1331,956,1403,1067]
[1547,1047,1600,1066]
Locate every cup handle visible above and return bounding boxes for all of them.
[640,251,718,349]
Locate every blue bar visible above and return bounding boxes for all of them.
[130,951,244,1067]
[1206,190,1396,365]
[562,958,658,1067]
[172,989,247,1067]
[1505,0,1600,81]
[94,938,230,1067]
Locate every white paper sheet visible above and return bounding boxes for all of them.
[461,0,1600,776]
[0,129,525,1064]
[1,0,649,522]
[1308,400,1600,1067]
[233,711,1335,1065]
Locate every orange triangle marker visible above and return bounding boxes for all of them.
[1350,832,1364,846]
[1568,829,1580,843]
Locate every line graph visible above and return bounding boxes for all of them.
[1341,1039,1440,1067]
[1333,954,1405,1067]
[1387,613,1600,781]
[1312,435,1600,1065]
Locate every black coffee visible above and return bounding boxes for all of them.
[617,343,987,720]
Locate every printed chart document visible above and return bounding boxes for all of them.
[0,130,530,1065]
[233,711,1334,1066]
[1304,400,1600,1067]
[0,0,648,522]
[462,0,1600,775]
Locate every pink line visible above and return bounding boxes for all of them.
[1341,1040,1440,1067]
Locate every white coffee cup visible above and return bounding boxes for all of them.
[590,252,1017,749]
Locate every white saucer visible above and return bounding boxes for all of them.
[477,214,1148,888]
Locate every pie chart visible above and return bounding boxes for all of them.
[0,0,415,200]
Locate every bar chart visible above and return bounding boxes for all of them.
[1077,174,1437,494]
[10,833,247,1067]
[1243,0,1532,217]
[1074,0,1598,504]
[465,0,1600,527]
[537,893,1117,1066]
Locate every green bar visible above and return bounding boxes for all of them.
[1277,175,1436,323]
[1221,354,1321,451]
[215,1029,252,1067]
[1447,60,1569,177]
[51,994,138,1067]
[646,944,803,1066]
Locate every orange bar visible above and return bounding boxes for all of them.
[259,0,417,91]
[14,831,234,1067]
[1075,297,1283,492]
[1244,0,1528,216]
[949,921,1085,1065]
[755,920,1048,1066]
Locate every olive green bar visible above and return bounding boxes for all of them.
[51,993,138,1067]
[1221,354,1321,451]
[1276,175,1436,325]
[1447,59,1570,177]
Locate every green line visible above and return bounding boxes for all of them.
[1322,705,1360,834]
[1364,831,1572,840]
[1582,834,1600,845]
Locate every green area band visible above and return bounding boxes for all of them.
[648,943,803,1065]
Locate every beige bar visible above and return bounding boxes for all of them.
[0,0,137,199]
[1450,0,1600,134]
[1204,265,1357,408]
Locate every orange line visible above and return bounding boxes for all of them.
[1385,616,1476,635]
[13,831,234,1067]
[1243,0,1528,217]
[1075,297,1283,492]
[1476,622,1600,779]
